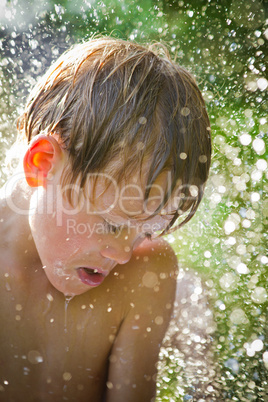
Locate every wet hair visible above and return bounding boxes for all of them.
[17,36,211,234]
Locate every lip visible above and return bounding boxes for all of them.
[76,267,107,287]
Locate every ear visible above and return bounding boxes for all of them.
[23,135,63,187]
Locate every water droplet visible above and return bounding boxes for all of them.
[63,372,72,381]
[109,334,115,343]
[257,77,267,91]
[224,220,236,234]
[230,308,248,324]
[179,152,187,160]
[5,282,11,292]
[204,250,211,258]
[260,256,268,264]
[239,133,252,146]
[189,185,198,197]
[46,293,53,302]
[64,295,74,333]
[180,107,190,116]
[236,244,247,255]
[219,273,238,292]
[199,155,207,163]
[142,272,158,288]
[251,287,267,304]
[251,339,263,352]
[236,263,249,275]
[263,351,268,369]
[138,116,147,125]
[155,316,164,325]
[106,381,113,389]
[256,159,267,171]
[27,350,43,364]
[252,138,265,154]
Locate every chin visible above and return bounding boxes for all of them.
[55,281,92,297]
[58,285,90,297]
[45,273,91,297]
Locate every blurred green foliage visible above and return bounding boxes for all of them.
[0,0,267,400]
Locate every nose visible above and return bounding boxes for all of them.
[100,242,133,265]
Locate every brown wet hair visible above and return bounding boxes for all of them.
[17,36,211,234]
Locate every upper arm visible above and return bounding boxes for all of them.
[105,239,178,402]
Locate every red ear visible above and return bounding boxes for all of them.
[23,135,63,187]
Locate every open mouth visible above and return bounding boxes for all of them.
[77,267,106,287]
[84,268,99,275]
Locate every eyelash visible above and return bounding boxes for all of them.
[103,220,152,240]
[104,221,121,234]
[144,233,152,241]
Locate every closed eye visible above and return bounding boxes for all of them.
[144,233,152,241]
[103,218,155,241]
[103,220,122,234]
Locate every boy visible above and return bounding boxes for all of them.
[0,37,211,401]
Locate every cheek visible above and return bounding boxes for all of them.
[29,191,102,262]
[29,209,71,265]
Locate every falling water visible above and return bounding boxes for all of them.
[0,1,267,400]
[64,295,73,337]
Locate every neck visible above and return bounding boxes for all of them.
[0,177,40,270]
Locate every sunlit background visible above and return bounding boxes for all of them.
[0,0,267,400]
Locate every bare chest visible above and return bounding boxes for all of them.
[0,278,124,402]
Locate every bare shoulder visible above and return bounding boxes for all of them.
[137,236,177,256]
[111,238,178,301]
[115,237,178,313]
[133,237,178,274]
[105,239,178,401]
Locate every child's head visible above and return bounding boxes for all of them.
[18,36,211,233]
